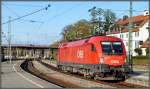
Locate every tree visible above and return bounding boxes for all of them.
[103,9,116,32]
[61,19,92,41]
[88,7,104,35]
[134,48,142,56]
[61,24,75,41]
[61,7,117,41]
[73,19,91,39]
[88,7,116,35]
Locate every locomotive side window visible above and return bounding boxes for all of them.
[112,42,123,54]
[101,42,111,54]
[91,44,96,52]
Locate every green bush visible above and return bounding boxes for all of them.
[145,48,149,56]
[134,48,142,56]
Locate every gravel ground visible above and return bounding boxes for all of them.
[41,59,149,87]
[33,60,114,88]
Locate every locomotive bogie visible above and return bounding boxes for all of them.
[57,62,126,80]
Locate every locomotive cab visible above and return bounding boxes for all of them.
[93,41,127,80]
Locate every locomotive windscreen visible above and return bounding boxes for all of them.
[101,42,123,55]
[101,42,111,54]
[112,42,123,54]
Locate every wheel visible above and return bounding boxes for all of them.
[121,76,126,81]
[121,74,126,81]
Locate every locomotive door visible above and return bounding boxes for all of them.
[90,44,98,64]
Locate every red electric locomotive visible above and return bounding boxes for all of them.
[57,36,127,80]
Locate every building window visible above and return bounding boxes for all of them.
[135,41,139,48]
[135,32,139,37]
[126,42,128,46]
[121,34,123,38]
[139,41,143,45]
[119,27,122,31]
[126,33,128,38]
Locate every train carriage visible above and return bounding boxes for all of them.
[57,36,127,80]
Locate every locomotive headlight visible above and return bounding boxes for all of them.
[100,57,104,64]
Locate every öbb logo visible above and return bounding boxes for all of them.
[77,50,84,58]
[111,60,119,64]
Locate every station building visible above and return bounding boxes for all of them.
[1,44,50,60]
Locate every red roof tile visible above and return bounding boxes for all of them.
[117,15,149,26]
[110,15,149,34]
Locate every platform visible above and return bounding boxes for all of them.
[1,60,61,88]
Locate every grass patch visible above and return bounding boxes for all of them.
[132,56,148,59]
[132,56,148,65]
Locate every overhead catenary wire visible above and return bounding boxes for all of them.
[37,2,86,31]
[36,2,87,44]
[2,3,44,23]
[2,4,44,45]
[37,4,147,41]
[2,4,50,25]
[2,3,44,7]
[2,3,20,17]
[2,2,145,25]
[2,2,147,45]
[2,3,50,45]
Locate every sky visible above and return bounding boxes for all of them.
[1,1,149,45]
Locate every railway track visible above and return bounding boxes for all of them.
[21,60,147,88]
[38,60,146,88]
[20,60,81,88]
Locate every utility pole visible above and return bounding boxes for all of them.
[128,0,133,72]
[8,16,12,64]
[0,22,1,61]
[0,29,1,62]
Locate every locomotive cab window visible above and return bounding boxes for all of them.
[101,42,123,55]
[91,44,96,52]
[112,42,123,54]
[101,42,111,54]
